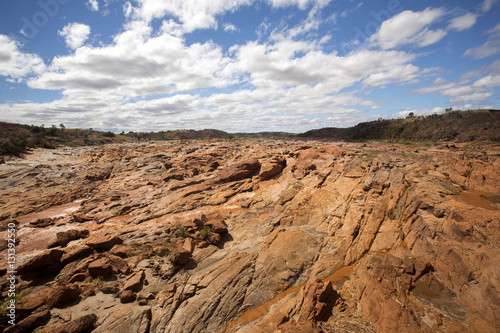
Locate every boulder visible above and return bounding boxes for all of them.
[119,289,136,303]
[108,254,132,275]
[29,218,54,228]
[214,159,261,183]
[123,270,145,292]
[72,213,91,223]
[110,244,134,258]
[88,257,113,277]
[171,245,192,265]
[259,158,286,180]
[4,310,50,333]
[86,235,122,250]
[45,285,80,308]
[52,314,97,333]
[47,229,81,248]
[61,245,93,265]
[17,248,64,276]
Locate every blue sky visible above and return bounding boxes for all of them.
[0,0,499,133]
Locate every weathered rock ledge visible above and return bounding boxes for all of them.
[0,140,499,332]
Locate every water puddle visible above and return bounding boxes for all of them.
[227,266,354,331]
[459,190,499,211]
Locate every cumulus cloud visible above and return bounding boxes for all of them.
[88,0,99,12]
[31,24,236,97]
[370,8,446,49]
[58,23,91,50]
[448,13,477,31]
[130,0,254,32]
[0,35,46,79]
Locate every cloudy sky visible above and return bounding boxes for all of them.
[0,0,499,133]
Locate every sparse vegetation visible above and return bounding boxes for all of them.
[197,226,212,240]
[175,226,189,239]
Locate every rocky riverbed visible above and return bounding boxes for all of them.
[0,140,499,332]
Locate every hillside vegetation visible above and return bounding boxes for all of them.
[1,109,499,157]
[300,109,500,142]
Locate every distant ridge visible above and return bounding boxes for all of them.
[299,109,500,142]
[1,109,499,157]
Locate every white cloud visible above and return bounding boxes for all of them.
[58,23,91,50]
[449,92,493,103]
[88,0,99,12]
[268,0,331,10]
[448,13,477,31]
[473,75,500,87]
[465,39,500,60]
[394,106,444,118]
[130,0,254,32]
[0,35,46,79]
[481,0,498,12]
[31,25,236,97]
[464,22,500,59]
[370,8,446,49]
[223,23,239,33]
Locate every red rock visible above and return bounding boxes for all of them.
[61,245,93,265]
[183,238,196,253]
[17,248,64,276]
[52,314,97,333]
[86,235,123,250]
[119,289,136,303]
[123,270,145,291]
[259,158,286,180]
[108,254,132,275]
[110,244,134,258]
[88,257,113,277]
[4,310,51,333]
[214,159,261,183]
[45,285,80,308]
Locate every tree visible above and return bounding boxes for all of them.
[407,112,414,118]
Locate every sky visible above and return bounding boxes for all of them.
[0,0,499,133]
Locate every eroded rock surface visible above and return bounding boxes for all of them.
[0,140,499,333]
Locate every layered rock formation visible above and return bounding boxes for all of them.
[0,140,499,332]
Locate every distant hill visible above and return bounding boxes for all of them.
[299,109,500,142]
[1,109,499,157]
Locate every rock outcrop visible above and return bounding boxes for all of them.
[0,140,498,333]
